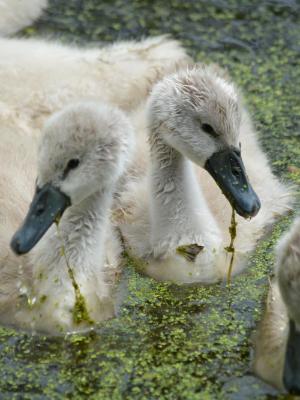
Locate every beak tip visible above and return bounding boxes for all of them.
[10,184,71,255]
[10,234,24,255]
[235,196,261,219]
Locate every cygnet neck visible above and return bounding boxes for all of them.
[148,130,220,256]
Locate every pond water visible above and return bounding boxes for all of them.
[1,1,299,399]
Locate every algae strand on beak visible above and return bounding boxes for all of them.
[224,208,237,284]
[55,219,94,325]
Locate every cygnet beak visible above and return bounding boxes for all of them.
[10,184,71,255]
[205,147,261,218]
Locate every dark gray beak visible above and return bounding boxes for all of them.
[283,319,300,395]
[205,147,261,218]
[10,184,71,255]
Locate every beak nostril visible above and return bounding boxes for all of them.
[36,204,45,216]
[232,166,241,177]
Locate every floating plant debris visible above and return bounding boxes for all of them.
[176,243,204,262]
[55,219,94,325]
[224,208,237,284]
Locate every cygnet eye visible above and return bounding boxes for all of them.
[67,159,80,170]
[201,123,219,138]
[63,158,80,179]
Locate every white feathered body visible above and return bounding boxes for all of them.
[116,71,292,284]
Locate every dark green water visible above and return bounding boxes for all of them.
[1,1,299,399]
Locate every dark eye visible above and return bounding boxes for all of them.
[63,158,80,179]
[201,123,218,137]
[67,159,80,170]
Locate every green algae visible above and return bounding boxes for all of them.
[0,0,297,399]
[56,222,94,326]
[224,209,237,284]
[70,277,94,326]
[39,294,47,304]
